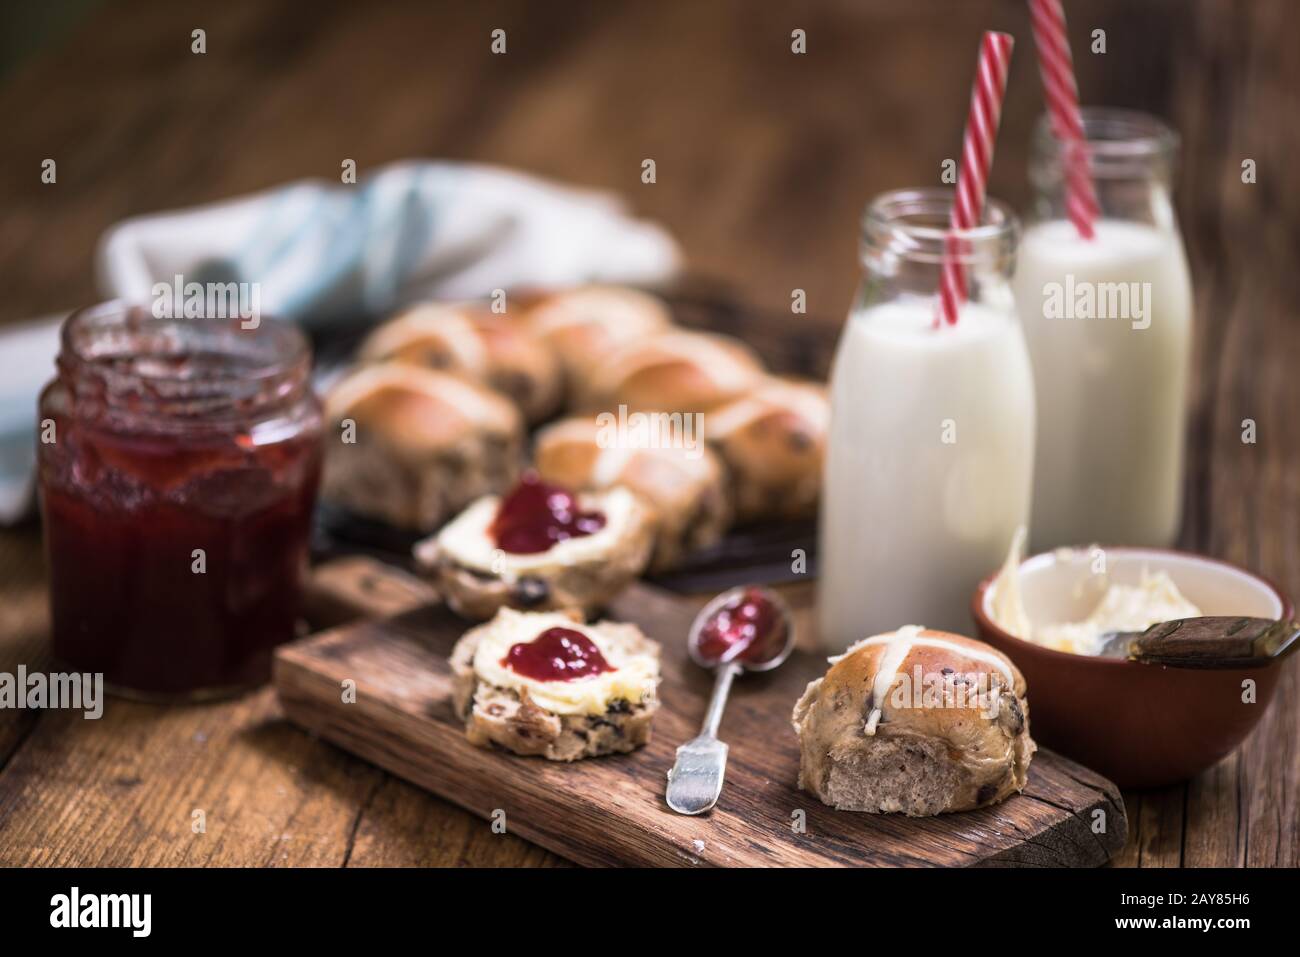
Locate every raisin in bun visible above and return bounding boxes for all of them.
[533,416,731,572]
[526,286,673,388]
[706,377,829,523]
[359,302,562,424]
[573,329,765,415]
[322,364,524,531]
[793,626,1035,816]
[413,480,655,621]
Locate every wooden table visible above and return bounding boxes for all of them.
[1,0,1296,867]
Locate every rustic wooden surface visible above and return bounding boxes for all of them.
[1,0,1299,867]
[276,577,1126,868]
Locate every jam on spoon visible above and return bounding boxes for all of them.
[693,586,787,666]
[667,585,795,816]
[490,471,606,554]
[501,626,615,682]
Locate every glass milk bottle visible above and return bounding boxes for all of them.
[1014,109,1193,550]
[818,189,1035,650]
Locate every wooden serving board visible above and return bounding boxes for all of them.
[275,572,1127,868]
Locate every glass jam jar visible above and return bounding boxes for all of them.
[38,302,323,700]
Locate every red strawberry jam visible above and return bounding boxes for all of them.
[38,304,322,699]
[501,627,615,681]
[490,471,606,554]
[695,587,786,665]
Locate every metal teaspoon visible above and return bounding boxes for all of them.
[665,585,795,815]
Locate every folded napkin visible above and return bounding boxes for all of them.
[0,161,682,523]
[98,160,680,323]
[0,316,65,524]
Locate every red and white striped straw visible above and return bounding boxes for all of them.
[1028,0,1098,239]
[938,31,1015,327]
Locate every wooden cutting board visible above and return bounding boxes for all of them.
[275,568,1127,867]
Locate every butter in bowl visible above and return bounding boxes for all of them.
[971,535,1296,787]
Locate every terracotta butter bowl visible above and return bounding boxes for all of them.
[971,547,1294,789]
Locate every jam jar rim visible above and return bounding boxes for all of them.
[56,300,314,431]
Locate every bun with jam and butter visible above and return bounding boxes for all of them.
[414,471,654,620]
[533,416,731,572]
[451,608,661,760]
[792,626,1035,816]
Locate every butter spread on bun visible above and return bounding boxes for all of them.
[437,487,642,575]
[449,609,661,761]
[470,609,658,716]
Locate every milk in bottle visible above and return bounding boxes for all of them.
[1014,110,1193,549]
[819,190,1035,649]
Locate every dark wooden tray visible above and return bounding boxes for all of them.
[278,567,1128,868]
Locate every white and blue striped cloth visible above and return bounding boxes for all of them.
[0,161,681,522]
